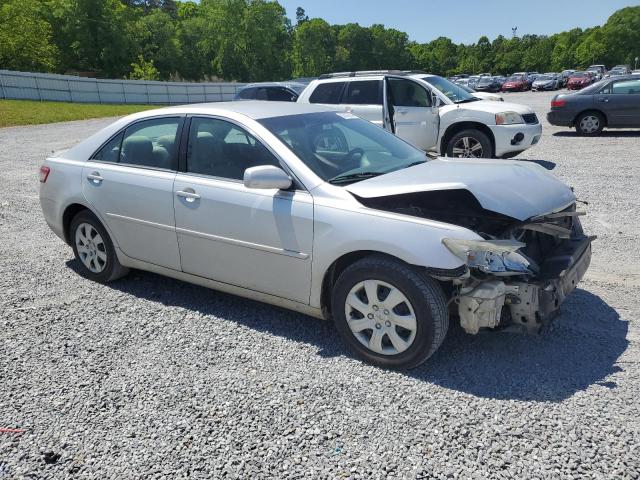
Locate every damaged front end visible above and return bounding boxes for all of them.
[356,191,594,334]
[444,204,594,334]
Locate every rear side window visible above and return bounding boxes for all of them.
[309,82,346,104]
[92,117,181,171]
[342,80,382,105]
[267,87,297,102]
[93,132,123,163]
[611,79,640,94]
[238,87,258,99]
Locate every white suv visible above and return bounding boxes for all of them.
[297,71,542,159]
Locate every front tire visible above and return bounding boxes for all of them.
[331,256,448,369]
[446,129,492,158]
[70,210,129,283]
[575,112,604,136]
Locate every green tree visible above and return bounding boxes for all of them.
[129,55,160,80]
[292,18,336,77]
[135,9,180,79]
[0,0,59,72]
[334,23,373,71]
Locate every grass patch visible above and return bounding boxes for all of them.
[0,99,158,127]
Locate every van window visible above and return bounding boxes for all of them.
[388,79,431,108]
[342,80,382,105]
[309,82,346,104]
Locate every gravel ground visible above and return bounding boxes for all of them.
[1,91,639,479]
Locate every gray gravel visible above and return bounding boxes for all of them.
[1,92,639,479]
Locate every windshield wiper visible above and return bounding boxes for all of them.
[328,171,384,185]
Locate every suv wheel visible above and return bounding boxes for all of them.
[331,255,448,369]
[446,129,492,158]
[575,112,604,136]
[70,210,129,283]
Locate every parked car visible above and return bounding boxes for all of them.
[606,65,631,77]
[532,74,561,91]
[39,102,592,369]
[502,74,530,92]
[587,65,606,80]
[474,76,502,93]
[234,82,307,102]
[297,71,541,159]
[458,83,504,102]
[467,76,481,89]
[548,75,640,135]
[560,70,576,87]
[493,76,507,87]
[566,72,595,90]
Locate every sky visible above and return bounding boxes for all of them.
[276,0,639,44]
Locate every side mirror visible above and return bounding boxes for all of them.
[244,165,292,190]
[432,93,441,109]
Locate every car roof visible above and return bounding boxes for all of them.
[141,101,333,120]
[239,81,306,90]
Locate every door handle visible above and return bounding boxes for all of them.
[600,98,609,103]
[176,190,201,202]
[87,172,103,184]
[396,109,408,115]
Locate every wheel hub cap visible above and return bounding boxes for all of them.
[452,136,483,158]
[75,223,107,273]
[344,280,417,356]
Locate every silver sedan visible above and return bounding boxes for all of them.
[39,102,592,368]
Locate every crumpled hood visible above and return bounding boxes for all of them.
[346,158,576,221]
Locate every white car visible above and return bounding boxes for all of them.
[39,102,591,369]
[297,71,541,159]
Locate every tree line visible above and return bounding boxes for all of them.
[1,0,638,82]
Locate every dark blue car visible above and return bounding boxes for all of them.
[547,75,640,135]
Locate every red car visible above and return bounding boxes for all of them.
[566,72,594,90]
[501,75,529,92]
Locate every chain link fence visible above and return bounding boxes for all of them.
[0,70,245,104]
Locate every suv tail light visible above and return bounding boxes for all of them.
[551,99,566,108]
[39,165,50,183]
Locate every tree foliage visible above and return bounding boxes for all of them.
[0,1,638,80]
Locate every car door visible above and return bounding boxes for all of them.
[596,78,640,127]
[82,116,183,270]
[339,79,384,127]
[385,76,439,151]
[172,116,314,304]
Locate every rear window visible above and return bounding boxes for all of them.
[309,82,346,104]
[341,80,382,105]
[238,87,257,99]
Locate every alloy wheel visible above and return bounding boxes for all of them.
[75,222,107,273]
[579,115,600,134]
[344,279,417,355]
[452,136,483,158]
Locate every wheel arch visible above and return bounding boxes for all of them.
[439,121,496,157]
[319,250,454,321]
[62,203,95,245]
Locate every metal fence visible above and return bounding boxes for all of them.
[0,70,245,104]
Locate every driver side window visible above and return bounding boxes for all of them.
[388,79,431,107]
[186,117,281,181]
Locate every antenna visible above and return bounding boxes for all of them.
[512,26,518,38]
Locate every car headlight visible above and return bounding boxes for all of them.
[495,112,524,125]
[442,238,531,275]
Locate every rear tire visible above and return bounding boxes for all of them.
[70,210,129,283]
[575,112,604,136]
[331,255,449,369]
[446,129,492,159]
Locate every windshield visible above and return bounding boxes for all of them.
[536,75,552,81]
[578,79,609,94]
[419,75,476,103]
[258,112,427,185]
[478,78,494,85]
[572,72,587,77]
[507,75,523,81]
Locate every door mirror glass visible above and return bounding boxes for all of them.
[432,93,441,108]
[244,165,292,190]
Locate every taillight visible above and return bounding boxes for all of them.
[39,165,50,183]
[551,99,566,108]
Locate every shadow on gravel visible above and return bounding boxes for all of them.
[413,289,628,402]
[518,159,556,170]
[72,260,627,403]
[553,130,640,138]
